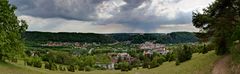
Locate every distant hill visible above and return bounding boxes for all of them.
[23,31,199,44]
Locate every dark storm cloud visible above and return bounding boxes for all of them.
[99,0,191,31]
[100,11,192,31]
[9,0,108,21]
[121,0,145,11]
[10,0,193,32]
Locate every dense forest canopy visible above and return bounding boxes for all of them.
[23,31,199,44]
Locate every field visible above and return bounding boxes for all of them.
[0,51,220,74]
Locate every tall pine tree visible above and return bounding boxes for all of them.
[192,0,240,55]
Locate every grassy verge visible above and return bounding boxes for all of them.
[0,51,220,74]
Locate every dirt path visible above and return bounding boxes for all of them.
[212,55,230,74]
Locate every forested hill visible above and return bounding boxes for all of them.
[23,31,199,44]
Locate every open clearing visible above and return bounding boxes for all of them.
[0,51,220,74]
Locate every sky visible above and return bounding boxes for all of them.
[9,0,215,33]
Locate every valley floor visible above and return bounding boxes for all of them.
[0,51,220,74]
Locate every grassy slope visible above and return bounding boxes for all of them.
[0,61,44,74]
[0,51,220,74]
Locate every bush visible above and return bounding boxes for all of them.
[231,44,240,63]
[150,59,159,68]
[76,60,85,71]
[114,63,121,70]
[84,66,92,71]
[142,57,151,68]
[59,65,66,71]
[231,25,240,63]
[25,59,33,66]
[175,45,192,65]
[67,65,76,72]
[118,62,132,71]
[165,52,175,62]
[78,66,85,71]
[45,62,58,71]
[33,61,42,68]
[131,59,141,68]
[10,58,18,63]
[25,57,42,68]
[201,44,208,54]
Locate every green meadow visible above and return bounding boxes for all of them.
[0,51,220,74]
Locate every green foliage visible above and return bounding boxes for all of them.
[117,62,132,71]
[131,34,147,44]
[165,52,175,62]
[0,51,220,74]
[231,44,240,64]
[131,59,141,68]
[175,45,193,65]
[0,0,28,61]
[142,55,166,69]
[192,0,240,55]
[25,57,42,68]
[45,62,58,71]
[142,57,151,68]
[201,44,208,54]
[42,51,78,65]
[81,56,96,67]
[84,66,92,71]
[23,32,115,43]
[231,25,240,42]
[59,65,66,71]
[24,31,198,44]
[96,54,111,64]
[149,57,160,68]
[231,25,240,64]
[67,65,76,72]
[76,60,85,71]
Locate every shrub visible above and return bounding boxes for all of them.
[165,52,175,62]
[118,62,132,71]
[10,58,18,63]
[25,57,42,68]
[131,59,141,68]
[114,63,121,70]
[231,44,240,63]
[59,65,66,71]
[231,25,240,63]
[150,59,159,68]
[84,66,92,71]
[45,62,58,71]
[67,65,75,72]
[175,45,192,65]
[158,55,166,65]
[142,57,151,68]
[33,61,42,68]
[78,66,85,71]
[201,44,208,54]
[25,59,33,66]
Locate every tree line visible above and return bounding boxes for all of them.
[23,31,199,44]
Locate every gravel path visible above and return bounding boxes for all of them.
[212,55,230,74]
